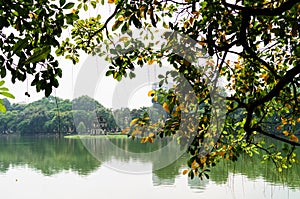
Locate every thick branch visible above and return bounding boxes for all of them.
[241,50,280,80]
[242,64,300,145]
[238,8,281,80]
[253,63,300,107]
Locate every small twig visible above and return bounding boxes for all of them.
[253,126,300,147]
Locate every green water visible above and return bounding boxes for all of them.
[0,135,299,199]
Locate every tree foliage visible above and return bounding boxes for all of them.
[0,0,78,96]
[0,96,118,135]
[1,0,300,178]
[0,80,14,112]
[77,121,87,133]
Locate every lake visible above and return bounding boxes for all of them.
[0,135,300,199]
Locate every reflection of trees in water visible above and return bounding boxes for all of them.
[152,155,185,186]
[188,178,209,192]
[152,150,300,190]
[0,136,100,175]
[81,137,185,172]
[209,151,300,190]
[152,154,210,191]
[0,136,300,190]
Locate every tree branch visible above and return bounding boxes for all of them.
[252,126,300,147]
[253,62,300,107]
[237,7,280,80]
[89,4,121,40]
[222,0,299,16]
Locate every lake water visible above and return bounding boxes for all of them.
[0,136,300,199]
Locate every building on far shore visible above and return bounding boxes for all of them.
[90,115,107,135]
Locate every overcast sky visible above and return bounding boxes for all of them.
[4,52,157,109]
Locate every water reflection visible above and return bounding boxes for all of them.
[0,135,299,191]
[81,136,186,173]
[0,136,100,175]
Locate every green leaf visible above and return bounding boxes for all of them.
[12,39,28,53]
[0,87,9,91]
[131,15,142,29]
[204,173,209,179]
[0,103,6,113]
[53,78,59,88]
[91,1,97,8]
[121,23,128,34]
[63,3,75,9]
[56,68,62,78]
[129,72,136,79]
[77,3,82,9]
[0,80,4,87]
[36,82,41,92]
[66,13,79,24]
[0,67,6,78]
[0,92,15,99]
[158,74,164,79]
[59,0,66,6]
[24,46,51,64]
[105,70,114,76]
[84,3,88,11]
[159,80,164,87]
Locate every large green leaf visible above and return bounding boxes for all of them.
[0,87,9,91]
[0,103,6,113]
[24,46,51,64]
[59,0,66,6]
[63,2,75,9]
[12,39,28,53]
[0,92,15,99]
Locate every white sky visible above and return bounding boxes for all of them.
[4,52,156,109]
[3,51,77,102]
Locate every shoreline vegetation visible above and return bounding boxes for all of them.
[0,95,152,136]
[64,133,127,139]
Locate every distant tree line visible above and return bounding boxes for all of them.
[0,95,156,135]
